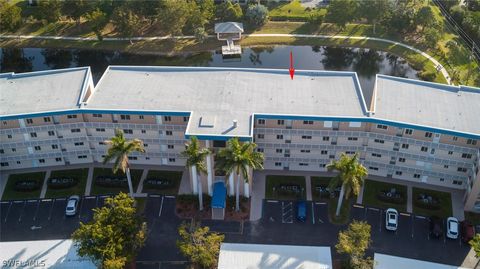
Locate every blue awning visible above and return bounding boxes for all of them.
[212,182,226,209]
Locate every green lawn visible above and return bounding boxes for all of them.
[2,172,46,200]
[44,168,89,198]
[268,0,326,21]
[362,179,407,212]
[90,168,143,195]
[142,170,183,195]
[265,175,306,200]
[412,187,453,218]
[311,176,333,201]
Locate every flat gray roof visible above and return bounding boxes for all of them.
[86,66,368,138]
[0,67,90,117]
[373,75,480,135]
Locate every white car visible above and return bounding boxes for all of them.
[385,208,398,231]
[65,195,80,216]
[446,217,459,239]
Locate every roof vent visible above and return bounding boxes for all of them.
[233,120,238,128]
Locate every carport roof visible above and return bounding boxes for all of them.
[374,253,469,269]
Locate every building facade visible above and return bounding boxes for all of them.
[1,66,479,212]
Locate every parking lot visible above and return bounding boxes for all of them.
[0,195,112,241]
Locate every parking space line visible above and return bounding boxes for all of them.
[165,196,175,199]
[3,201,12,223]
[0,201,10,204]
[416,215,427,219]
[78,197,85,220]
[84,196,95,199]
[48,199,55,221]
[315,202,326,205]
[150,194,161,198]
[353,204,364,208]
[42,199,52,202]
[100,195,110,199]
[28,199,37,203]
[368,207,380,211]
[379,209,383,233]
[18,200,27,222]
[400,213,411,217]
[311,203,315,224]
[411,215,415,238]
[56,198,66,201]
[158,196,164,217]
[13,200,24,203]
[267,200,278,203]
[33,200,41,221]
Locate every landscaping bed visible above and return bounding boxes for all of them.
[362,179,407,212]
[45,168,89,198]
[311,176,341,201]
[265,175,306,200]
[175,194,249,221]
[90,168,143,195]
[412,187,452,218]
[142,170,183,195]
[328,197,352,225]
[2,172,46,200]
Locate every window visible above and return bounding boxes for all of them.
[55,157,62,162]
[141,129,146,134]
[74,142,84,146]
[39,159,45,163]
[26,118,33,124]
[183,117,189,122]
[96,128,105,132]
[168,158,176,162]
[257,134,264,139]
[413,174,420,179]
[2,121,6,125]
[323,136,330,141]
[401,143,409,149]
[146,157,150,160]
[276,149,283,153]
[277,120,284,125]
[1,162,9,167]
[128,156,138,160]
[120,115,131,120]
[299,163,309,166]
[276,134,283,140]
[420,146,428,152]
[324,121,333,128]
[467,139,477,145]
[144,144,149,147]
[448,151,453,155]
[374,139,384,144]
[398,157,406,162]
[440,178,445,182]
[34,146,41,151]
[257,148,264,153]
[347,137,358,141]
[321,150,328,155]
[138,115,144,119]
[275,162,282,167]
[52,144,58,149]
[92,114,102,118]
[369,166,379,171]
[71,129,81,133]
[345,151,355,154]
[320,164,326,168]
[67,115,77,119]
[303,120,313,125]
[7,134,12,139]
[43,117,51,122]
[462,153,473,159]
[425,132,433,138]
[349,122,361,127]
[300,149,311,153]
[395,171,402,175]
[457,167,467,173]
[123,129,133,134]
[99,142,105,145]
[257,119,265,125]
[163,144,172,149]
[301,135,312,139]
[164,116,172,122]
[16,161,21,164]
[30,132,37,138]
[452,136,458,141]
[372,153,382,158]
[166,131,173,136]
[78,155,87,159]
[376,124,387,130]
[11,148,16,152]
[443,165,449,169]
[405,129,413,135]
[0,149,3,154]
[48,131,55,136]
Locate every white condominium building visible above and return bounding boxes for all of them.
[1,66,479,211]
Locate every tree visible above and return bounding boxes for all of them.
[186,0,215,32]
[62,0,91,24]
[112,5,142,42]
[177,221,224,269]
[325,0,357,29]
[470,234,480,257]
[85,8,108,40]
[0,1,22,32]
[216,0,243,21]
[383,1,416,34]
[245,4,269,27]
[216,138,264,212]
[158,0,191,35]
[466,0,480,11]
[424,27,441,48]
[449,5,466,24]
[327,153,367,216]
[103,129,145,196]
[336,220,373,269]
[194,27,208,43]
[72,193,147,268]
[442,0,460,10]
[415,6,437,31]
[357,0,389,34]
[35,0,62,24]
[181,136,211,211]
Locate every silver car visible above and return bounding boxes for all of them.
[385,208,398,231]
[65,195,80,216]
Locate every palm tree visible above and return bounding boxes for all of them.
[103,129,145,196]
[181,136,211,211]
[327,153,368,217]
[216,138,264,212]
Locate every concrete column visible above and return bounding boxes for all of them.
[206,140,213,195]
[191,165,198,194]
[228,173,234,196]
[244,182,250,198]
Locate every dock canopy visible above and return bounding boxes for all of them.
[215,22,244,34]
[212,181,227,208]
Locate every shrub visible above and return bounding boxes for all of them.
[377,192,405,204]
[307,13,324,24]
[246,4,269,27]
[143,178,172,190]
[14,180,41,192]
[418,70,436,81]
[47,177,78,189]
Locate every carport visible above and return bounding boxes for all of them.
[212,181,226,220]
[374,253,469,269]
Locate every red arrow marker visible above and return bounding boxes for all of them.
[289,51,295,80]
